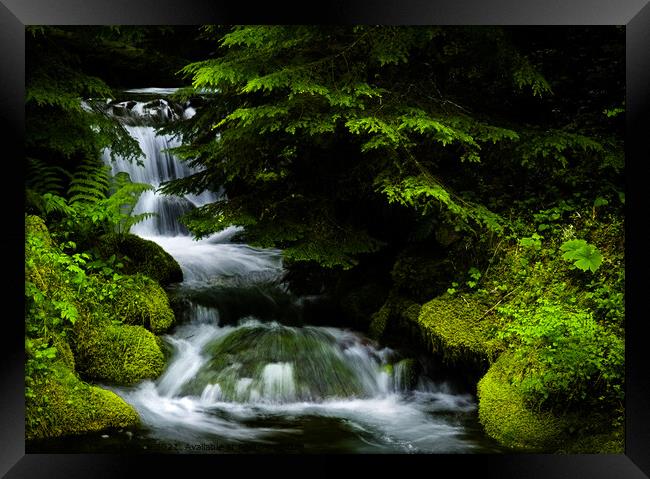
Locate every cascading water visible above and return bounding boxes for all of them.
[101,94,282,283]
[88,88,502,453]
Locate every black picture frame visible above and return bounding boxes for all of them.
[2,0,649,476]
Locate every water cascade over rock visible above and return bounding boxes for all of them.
[97,88,500,453]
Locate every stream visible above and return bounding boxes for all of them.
[30,89,503,454]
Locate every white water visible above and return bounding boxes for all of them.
[102,95,492,453]
[114,317,481,451]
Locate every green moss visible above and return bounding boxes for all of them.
[25,215,53,247]
[52,335,75,370]
[477,353,563,450]
[25,219,71,297]
[96,233,183,285]
[26,363,139,441]
[73,319,165,386]
[558,427,624,454]
[413,294,503,366]
[477,352,623,452]
[112,274,175,333]
[403,302,421,323]
[182,324,364,400]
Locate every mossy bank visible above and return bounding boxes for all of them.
[25,216,175,439]
[364,206,624,453]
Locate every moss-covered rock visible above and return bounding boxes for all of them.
[73,320,166,386]
[477,353,563,450]
[26,363,139,441]
[182,324,365,400]
[25,215,53,247]
[95,233,183,285]
[557,427,624,454]
[411,294,503,366]
[112,274,175,333]
[26,218,167,386]
[402,302,422,324]
[368,303,391,339]
[25,217,70,297]
[476,352,623,453]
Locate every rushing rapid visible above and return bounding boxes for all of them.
[97,89,500,453]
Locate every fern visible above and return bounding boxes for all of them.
[32,158,155,237]
[25,158,73,217]
[26,158,70,195]
[67,159,111,205]
[379,173,503,233]
[104,172,155,234]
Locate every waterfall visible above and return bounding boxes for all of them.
[101,92,282,283]
[99,89,496,453]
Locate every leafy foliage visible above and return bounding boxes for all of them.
[24,26,625,450]
[26,26,144,188]
[30,159,155,242]
[161,25,622,269]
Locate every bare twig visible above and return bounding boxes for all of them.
[479,287,519,320]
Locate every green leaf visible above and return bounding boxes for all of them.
[468,267,481,281]
[560,239,603,272]
[593,197,609,208]
[520,235,542,249]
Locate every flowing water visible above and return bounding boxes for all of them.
[31,89,503,453]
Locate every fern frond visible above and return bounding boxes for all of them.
[26,157,70,195]
[67,159,110,205]
[40,193,74,216]
[68,193,106,204]
[103,171,155,234]
[127,212,157,227]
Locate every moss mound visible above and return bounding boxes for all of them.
[412,294,503,365]
[112,274,175,333]
[96,233,183,285]
[26,364,139,441]
[25,215,53,247]
[25,217,71,296]
[477,352,624,453]
[182,324,364,400]
[558,428,624,454]
[368,303,391,339]
[477,353,563,450]
[73,320,166,385]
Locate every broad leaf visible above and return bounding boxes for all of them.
[560,239,603,272]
